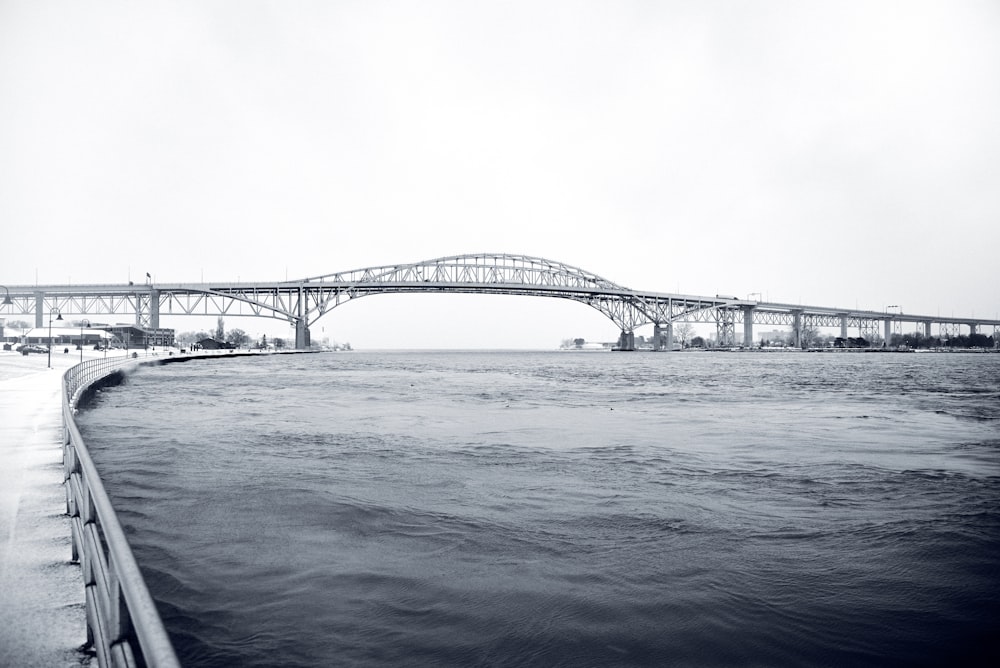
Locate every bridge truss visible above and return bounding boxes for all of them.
[3,253,999,349]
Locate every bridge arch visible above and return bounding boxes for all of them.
[298,253,654,344]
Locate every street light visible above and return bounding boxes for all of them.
[79,318,90,363]
[47,308,62,369]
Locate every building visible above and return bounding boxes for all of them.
[13,325,174,350]
[195,337,234,350]
[17,326,111,348]
[106,325,175,349]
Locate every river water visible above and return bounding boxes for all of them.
[75,351,1000,667]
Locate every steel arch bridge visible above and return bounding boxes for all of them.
[3,253,999,349]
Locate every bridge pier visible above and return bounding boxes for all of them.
[840,315,848,340]
[294,320,310,349]
[653,323,675,351]
[34,292,44,327]
[742,306,754,348]
[150,289,160,329]
[884,319,892,347]
[792,311,802,349]
[293,285,310,349]
[616,330,635,351]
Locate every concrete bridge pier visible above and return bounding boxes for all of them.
[294,320,311,349]
[924,321,932,338]
[742,306,754,348]
[149,289,160,329]
[653,324,675,351]
[884,319,892,347]
[617,330,635,351]
[840,315,848,340]
[293,286,310,349]
[34,292,44,327]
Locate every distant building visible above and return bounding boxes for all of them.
[106,325,175,349]
[195,337,233,350]
[19,326,113,348]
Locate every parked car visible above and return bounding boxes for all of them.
[16,344,49,354]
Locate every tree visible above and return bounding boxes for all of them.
[799,325,822,348]
[215,316,225,341]
[968,333,991,348]
[226,328,249,348]
[674,323,695,347]
[177,330,211,344]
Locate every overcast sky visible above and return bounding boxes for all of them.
[2,1,998,348]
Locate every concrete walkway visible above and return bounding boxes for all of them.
[0,351,90,667]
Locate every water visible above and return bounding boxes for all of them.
[75,351,1000,667]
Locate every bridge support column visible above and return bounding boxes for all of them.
[293,285,310,349]
[840,315,848,340]
[616,330,635,351]
[150,289,160,329]
[663,323,673,351]
[884,319,892,347]
[294,319,310,349]
[970,323,978,336]
[653,325,661,351]
[924,321,932,339]
[792,311,802,349]
[34,292,44,328]
[742,306,754,348]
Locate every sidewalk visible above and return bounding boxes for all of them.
[0,350,92,667]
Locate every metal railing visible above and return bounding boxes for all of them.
[62,355,181,668]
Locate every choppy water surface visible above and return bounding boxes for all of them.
[76,351,1000,667]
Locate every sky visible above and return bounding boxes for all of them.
[2,0,999,348]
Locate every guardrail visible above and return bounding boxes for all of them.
[62,355,182,668]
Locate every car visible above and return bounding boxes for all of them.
[16,344,49,354]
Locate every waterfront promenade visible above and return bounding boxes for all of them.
[0,349,102,667]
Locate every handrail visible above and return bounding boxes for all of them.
[62,355,182,668]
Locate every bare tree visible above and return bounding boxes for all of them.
[226,328,249,348]
[674,323,695,347]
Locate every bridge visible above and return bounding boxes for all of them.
[3,253,999,349]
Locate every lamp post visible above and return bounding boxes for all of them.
[47,308,62,369]
[80,318,90,363]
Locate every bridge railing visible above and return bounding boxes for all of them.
[62,356,181,668]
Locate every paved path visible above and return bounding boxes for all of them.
[0,352,89,667]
